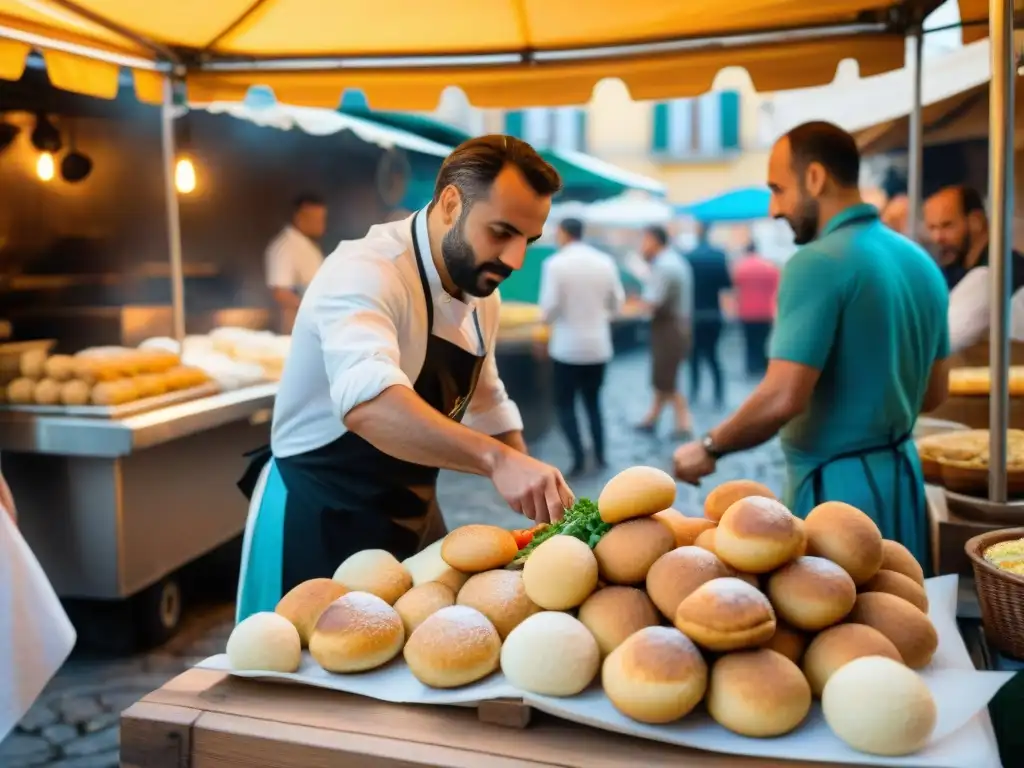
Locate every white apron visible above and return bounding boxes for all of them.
[0,502,76,741]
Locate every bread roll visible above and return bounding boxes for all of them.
[20,349,47,379]
[134,373,168,399]
[823,656,936,756]
[91,380,139,406]
[441,525,518,573]
[577,587,659,656]
[501,612,600,696]
[275,578,349,646]
[598,466,676,524]
[602,626,707,723]
[762,620,808,665]
[59,379,91,406]
[33,378,61,405]
[802,623,902,697]
[393,581,455,636]
[847,591,938,669]
[522,535,598,610]
[227,612,301,672]
[645,546,732,621]
[694,527,717,554]
[333,549,412,605]
[43,354,75,382]
[7,378,35,404]
[456,570,539,639]
[804,502,883,585]
[652,508,716,547]
[309,592,405,673]
[707,649,811,737]
[593,518,674,584]
[766,556,856,631]
[880,539,925,586]
[404,605,501,688]
[862,569,929,613]
[704,479,777,522]
[674,577,776,651]
[715,496,804,573]
[402,539,470,594]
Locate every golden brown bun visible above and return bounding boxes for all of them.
[598,466,676,523]
[577,587,660,656]
[602,626,708,724]
[862,569,929,613]
[704,480,777,522]
[7,378,36,404]
[333,549,413,605]
[848,592,938,669]
[766,556,857,631]
[715,496,804,574]
[728,570,761,589]
[393,582,456,636]
[134,373,168,399]
[275,578,349,646]
[59,379,91,406]
[593,518,675,584]
[90,380,139,405]
[43,355,75,382]
[880,539,925,586]
[674,577,777,652]
[309,592,405,673]
[20,349,47,379]
[522,535,598,610]
[802,623,903,697]
[456,570,539,639]
[401,539,470,594]
[761,620,808,665]
[403,605,501,688]
[441,525,519,573]
[804,502,883,586]
[33,379,61,405]
[651,509,716,547]
[707,649,811,737]
[694,527,717,554]
[645,546,732,621]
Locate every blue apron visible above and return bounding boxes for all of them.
[236,212,486,623]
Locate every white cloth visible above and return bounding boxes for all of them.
[538,242,625,365]
[0,503,76,742]
[947,265,1024,353]
[271,210,523,458]
[643,247,694,321]
[265,225,325,292]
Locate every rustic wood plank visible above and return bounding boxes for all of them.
[476,698,532,728]
[120,701,201,768]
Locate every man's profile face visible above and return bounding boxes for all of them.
[767,138,820,246]
[924,189,972,265]
[440,166,551,297]
[295,203,327,240]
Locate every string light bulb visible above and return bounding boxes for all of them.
[36,151,55,182]
[174,156,197,195]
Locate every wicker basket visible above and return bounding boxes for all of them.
[966,526,1024,659]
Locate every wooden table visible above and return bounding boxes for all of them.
[121,669,853,768]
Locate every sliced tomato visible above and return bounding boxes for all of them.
[511,529,535,549]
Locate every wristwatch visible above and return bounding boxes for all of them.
[701,433,724,460]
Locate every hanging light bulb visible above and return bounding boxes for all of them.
[36,151,55,182]
[175,156,196,194]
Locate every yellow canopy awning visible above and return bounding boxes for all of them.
[0,0,970,108]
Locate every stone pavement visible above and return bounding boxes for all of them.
[0,330,785,767]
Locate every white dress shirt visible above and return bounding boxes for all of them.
[947,265,1024,353]
[538,241,625,365]
[271,212,523,459]
[265,225,325,292]
[643,247,694,321]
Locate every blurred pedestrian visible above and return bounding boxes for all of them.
[685,223,732,409]
[265,193,328,334]
[539,218,625,476]
[881,194,909,236]
[733,241,780,376]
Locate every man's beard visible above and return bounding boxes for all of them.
[441,209,512,297]
[784,193,820,246]
[940,232,972,266]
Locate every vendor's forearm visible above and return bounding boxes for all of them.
[709,389,799,455]
[495,430,528,454]
[344,386,507,477]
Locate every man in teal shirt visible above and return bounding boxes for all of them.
[673,122,950,569]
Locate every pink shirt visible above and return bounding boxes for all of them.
[733,255,780,321]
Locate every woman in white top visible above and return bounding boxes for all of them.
[237,137,574,622]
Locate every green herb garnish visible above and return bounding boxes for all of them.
[512,497,610,564]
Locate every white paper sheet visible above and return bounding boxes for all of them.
[197,575,1012,766]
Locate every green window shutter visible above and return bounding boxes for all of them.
[719,90,740,151]
[576,109,587,152]
[504,110,524,138]
[652,102,670,153]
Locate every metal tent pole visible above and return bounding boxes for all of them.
[161,76,186,342]
[906,24,924,240]
[988,0,1015,503]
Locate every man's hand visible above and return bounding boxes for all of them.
[488,448,574,524]
[673,441,717,486]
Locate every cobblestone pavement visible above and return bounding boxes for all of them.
[1,332,784,767]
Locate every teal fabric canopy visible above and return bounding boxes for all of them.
[675,187,771,222]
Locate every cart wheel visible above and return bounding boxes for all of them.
[135,577,183,647]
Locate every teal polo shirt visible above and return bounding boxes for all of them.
[769,204,950,507]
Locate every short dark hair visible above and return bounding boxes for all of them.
[293,193,325,212]
[954,185,986,217]
[431,135,562,208]
[784,121,860,189]
[559,218,584,241]
[645,225,669,247]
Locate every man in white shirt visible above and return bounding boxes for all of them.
[236,136,573,622]
[265,193,328,333]
[538,218,625,476]
[924,185,1024,354]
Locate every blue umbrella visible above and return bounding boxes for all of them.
[675,187,771,222]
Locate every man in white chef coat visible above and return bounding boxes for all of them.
[236,136,573,622]
[265,193,328,333]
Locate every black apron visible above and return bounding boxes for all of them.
[238,212,486,595]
